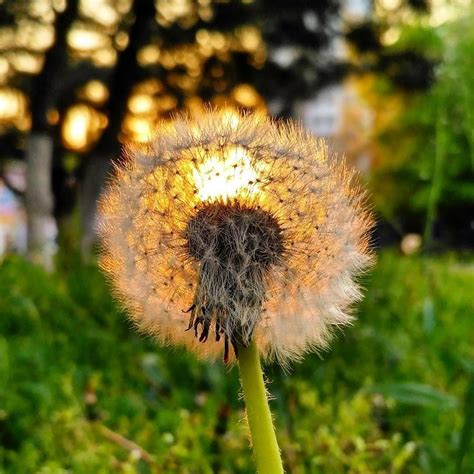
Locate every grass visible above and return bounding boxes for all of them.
[0,250,473,473]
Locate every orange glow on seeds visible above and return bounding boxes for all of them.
[193,147,260,203]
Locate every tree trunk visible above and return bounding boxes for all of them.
[80,154,111,256]
[25,133,56,270]
[24,0,79,268]
[80,0,155,254]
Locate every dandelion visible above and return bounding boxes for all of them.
[99,110,374,473]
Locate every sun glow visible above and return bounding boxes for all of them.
[193,147,260,203]
[62,104,107,151]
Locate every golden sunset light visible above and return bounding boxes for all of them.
[193,147,260,203]
[62,104,107,151]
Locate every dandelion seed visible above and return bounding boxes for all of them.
[98,110,374,366]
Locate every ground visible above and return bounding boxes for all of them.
[0,250,473,473]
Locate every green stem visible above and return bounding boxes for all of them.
[237,339,284,474]
[423,94,446,250]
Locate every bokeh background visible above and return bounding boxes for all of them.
[0,0,473,472]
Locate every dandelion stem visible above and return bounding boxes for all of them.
[237,338,284,474]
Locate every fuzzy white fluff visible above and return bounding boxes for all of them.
[99,110,374,366]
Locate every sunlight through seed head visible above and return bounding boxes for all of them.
[99,109,374,366]
[193,147,259,203]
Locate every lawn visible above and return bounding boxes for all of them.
[0,250,473,473]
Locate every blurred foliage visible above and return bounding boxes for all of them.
[0,0,342,143]
[0,250,473,472]
[457,366,474,474]
[346,0,436,92]
[364,13,474,243]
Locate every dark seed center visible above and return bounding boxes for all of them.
[186,202,284,269]
[183,202,284,362]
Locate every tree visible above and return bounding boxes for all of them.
[80,0,156,252]
[1,0,78,268]
[347,3,473,246]
[1,0,346,256]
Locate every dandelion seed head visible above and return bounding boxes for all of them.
[99,110,374,365]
